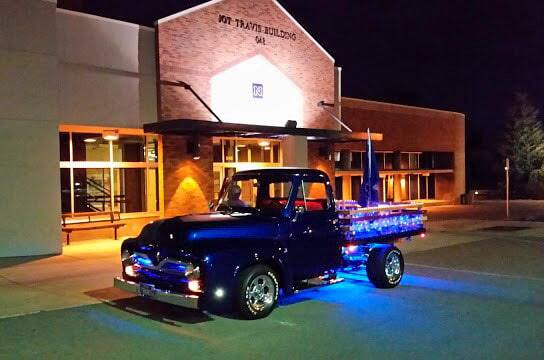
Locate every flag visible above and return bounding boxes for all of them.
[359,128,380,207]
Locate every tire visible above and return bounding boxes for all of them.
[366,245,404,288]
[237,265,279,319]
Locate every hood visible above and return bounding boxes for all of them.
[133,212,280,259]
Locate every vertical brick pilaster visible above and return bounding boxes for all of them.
[162,135,213,217]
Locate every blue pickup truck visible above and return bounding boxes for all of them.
[114,168,425,319]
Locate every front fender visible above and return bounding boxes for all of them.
[199,245,289,311]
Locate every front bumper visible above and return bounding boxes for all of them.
[113,277,200,310]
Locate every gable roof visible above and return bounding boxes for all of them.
[156,0,334,62]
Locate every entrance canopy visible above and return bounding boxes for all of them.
[144,119,382,143]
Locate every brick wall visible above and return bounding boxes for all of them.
[156,0,336,130]
[338,98,465,153]
[337,97,466,202]
[162,135,214,216]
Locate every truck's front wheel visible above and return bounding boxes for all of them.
[237,265,279,319]
[366,245,404,288]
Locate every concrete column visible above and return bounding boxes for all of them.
[282,136,308,168]
[0,0,60,257]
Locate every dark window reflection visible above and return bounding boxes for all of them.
[351,152,362,170]
[351,176,361,201]
[59,133,70,162]
[60,168,71,213]
[213,141,222,162]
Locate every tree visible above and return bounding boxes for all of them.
[500,93,544,198]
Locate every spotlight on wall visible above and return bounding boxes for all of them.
[102,130,119,141]
[285,120,297,128]
[187,136,201,160]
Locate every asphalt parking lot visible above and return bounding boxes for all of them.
[0,208,543,359]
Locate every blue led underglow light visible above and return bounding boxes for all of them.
[132,254,153,267]
[161,262,187,273]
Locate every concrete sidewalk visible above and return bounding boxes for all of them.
[0,240,125,319]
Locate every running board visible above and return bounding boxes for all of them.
[294,276,344,293]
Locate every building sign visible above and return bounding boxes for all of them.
[252,83,263,99]
[218,14,296,45]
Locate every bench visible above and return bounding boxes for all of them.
[61,211,126,245]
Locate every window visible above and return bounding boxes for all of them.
[112,135,146,162]
[295,180,331,212]
[335,176,343,200]
[375,152,384,170]
[383,152,393,170]
[351,151,362,170]
[351,176,361,201]
[400,153,410,169]
[59,131,160,215]
[409,174,419,200]
[215,139,281,163]
[409,153,420,169]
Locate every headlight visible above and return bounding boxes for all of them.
[185,264,200,280]
[121,250,131,261]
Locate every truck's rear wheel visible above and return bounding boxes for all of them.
[366,245,404,288]
[237,265,279,319]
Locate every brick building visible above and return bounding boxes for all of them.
[0,0,464,257]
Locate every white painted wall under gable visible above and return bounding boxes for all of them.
[57,9,157,128]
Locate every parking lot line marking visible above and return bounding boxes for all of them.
[406,263,544,282]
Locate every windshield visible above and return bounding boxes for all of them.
[216,176,293,215]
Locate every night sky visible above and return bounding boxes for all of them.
[58,0,544,188]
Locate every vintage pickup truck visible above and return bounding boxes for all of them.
[114,168,425,319]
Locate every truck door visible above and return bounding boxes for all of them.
[288,178,341,280]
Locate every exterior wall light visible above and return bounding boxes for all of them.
[258,141,270,147]
[318,144,332,160]
[84,138,97,143]
[187,136,201,160]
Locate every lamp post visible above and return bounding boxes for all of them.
[505,158,510,219]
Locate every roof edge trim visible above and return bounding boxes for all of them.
[341,97,465,117]
[156,0,224,25]
[57,8,155,31]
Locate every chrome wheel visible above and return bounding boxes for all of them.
[246,275,275,312]
[385,250,402,283]
[367,245,404,288]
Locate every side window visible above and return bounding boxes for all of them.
[295,180,331,212]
